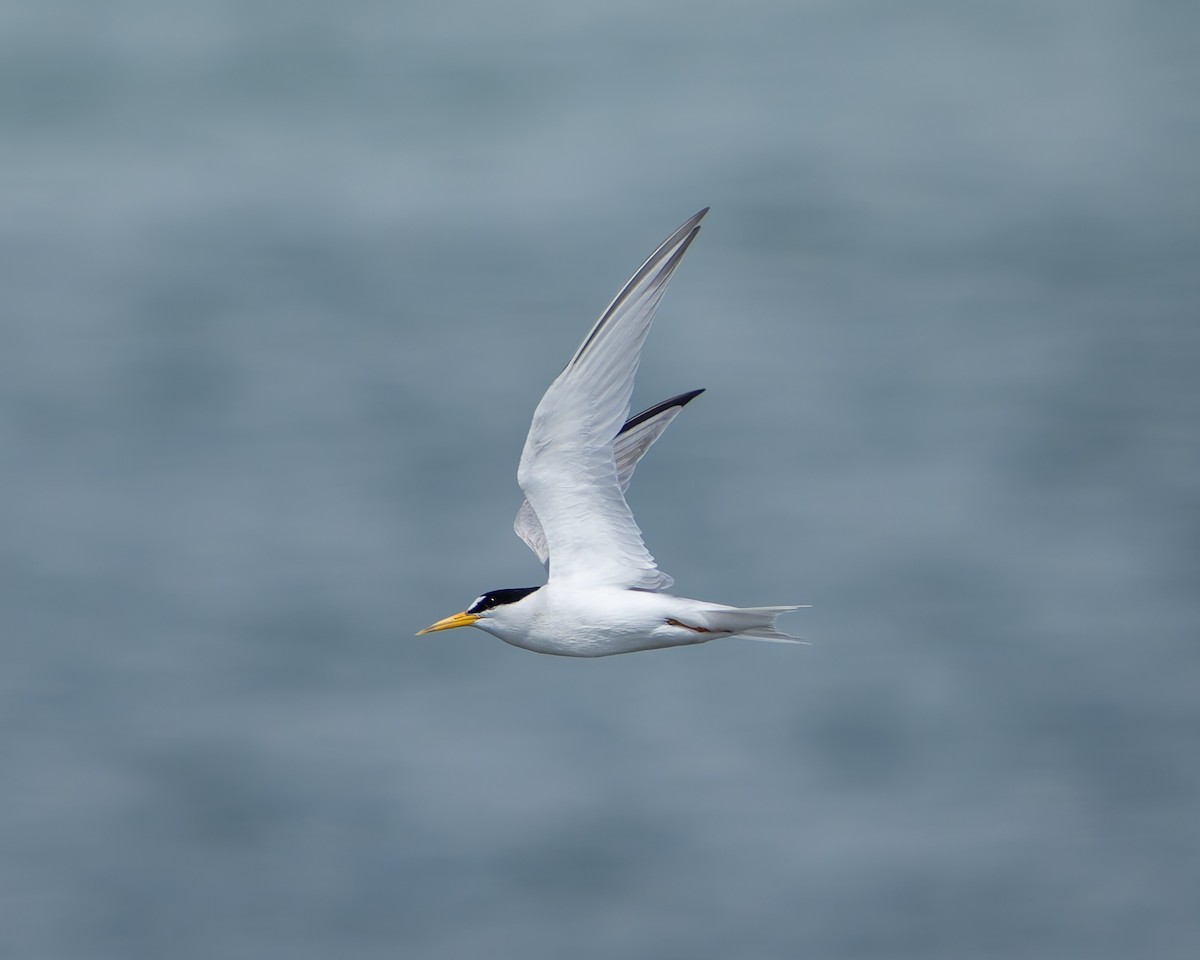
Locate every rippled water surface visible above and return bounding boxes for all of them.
[4,2,1198,958]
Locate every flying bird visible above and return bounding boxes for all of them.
[418,209,805,656]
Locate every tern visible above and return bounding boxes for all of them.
[418,209,805,656]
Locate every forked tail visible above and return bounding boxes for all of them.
[703,604,809,644]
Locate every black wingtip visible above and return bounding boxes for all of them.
[678,208,709,232]
[620,388,706,434]
[568,211,708,371]
[672,387,706,408]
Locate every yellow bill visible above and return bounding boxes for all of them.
[416,611,480,635]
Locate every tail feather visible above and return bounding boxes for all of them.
[739,626,808,644]
[698,604,810,644]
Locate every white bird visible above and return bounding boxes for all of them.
[418,209,806,656]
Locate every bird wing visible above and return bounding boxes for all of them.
[515,209,707,590]
[513,388,705,571]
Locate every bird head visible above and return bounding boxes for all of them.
[417,586,541,635]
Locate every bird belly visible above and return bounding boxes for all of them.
[495,587,724,658]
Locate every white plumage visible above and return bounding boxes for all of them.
[418,209,806,656]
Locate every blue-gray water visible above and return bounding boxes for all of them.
[4,2,1198,958]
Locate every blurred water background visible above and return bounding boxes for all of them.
[3,1,1198,958]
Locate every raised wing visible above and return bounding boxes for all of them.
[516,209,707,590]
[514,388,705,571]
